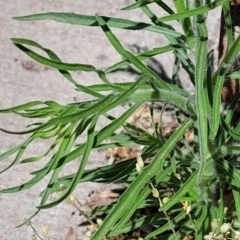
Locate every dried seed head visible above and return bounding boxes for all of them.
[42,225,49,235]
[186,205,191,214]
[136,163,142,174]
[69,195,75,204]
[96,218,103,226]
[184,129,194,142]
[211,218,218,230]
[152,188,159,198]
[65,195,76,205]
[182,201,189,211]
[85,230,93,237]
[137,154,144,169]
[235,231,240,240]
[203,232,220,240]
[182,201,191,214]
[220,223,231,233]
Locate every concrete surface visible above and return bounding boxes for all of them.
[0,1,221,239]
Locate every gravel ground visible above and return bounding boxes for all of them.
[0,1,221,239]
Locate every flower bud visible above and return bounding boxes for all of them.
[25,220,31,226]
[69,195,75,204]
[162,197,169,204]
[96,218,103,226]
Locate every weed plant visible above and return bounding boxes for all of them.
[1,1,240,239]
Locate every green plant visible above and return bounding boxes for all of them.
[2,0,240,239]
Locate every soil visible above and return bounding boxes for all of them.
[0,1,221,239]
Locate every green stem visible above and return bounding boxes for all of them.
[195,21,211,183]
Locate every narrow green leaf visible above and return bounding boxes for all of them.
[222,0,233,52]
[0,141,28,174]
[20,156,43,163]
[232,187,240,223]
[0,101,46,113]
[207,65,214,107]
[122,0,175,15]
[13,13,185,39]
[160,169,198,212]
[75,84,104,99]
[216,159,240,189]
[212,35,240,139]
[13,43,97,72]
[194,205,208,235]
[174,0,195,49]
[112,211,167,236]
[158,0,224,22]
[122,0,160,10]
[0,121,57,135]
[16,210,39,228]
[0,139,31,161]
[216,187,225,230]
[226,71,240,79]
[221,117,240,141]
[0,174,47,193]
[11,38,78,85]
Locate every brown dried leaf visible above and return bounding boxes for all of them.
[106,146,139,163]
[86,190,120,209]
[184,129,194,143]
